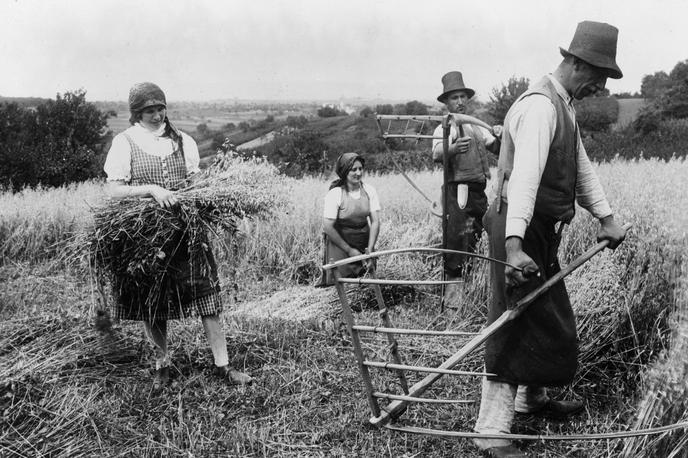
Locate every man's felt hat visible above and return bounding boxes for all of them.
[437,71,475,103]
[560,21,623,79]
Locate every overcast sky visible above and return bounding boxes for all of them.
[2,0,687,103]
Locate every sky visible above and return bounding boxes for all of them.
[2,0,688,103]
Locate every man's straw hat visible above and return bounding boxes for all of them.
[559,21,623,79]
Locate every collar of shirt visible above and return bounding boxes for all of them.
[546,74,574,106]
[546,74,576,121]
[134,122,166,137]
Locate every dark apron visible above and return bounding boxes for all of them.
[316,186,372,287]
[483,199,578,386]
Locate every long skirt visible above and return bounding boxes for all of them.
[113,232,223,322]
[483,200,577,386]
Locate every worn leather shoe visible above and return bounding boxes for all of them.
[518,399,584,419]
[482,445,528,458]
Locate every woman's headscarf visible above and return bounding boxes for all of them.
[329,152,365,190]
[128,82,183,147]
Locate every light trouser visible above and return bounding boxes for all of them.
[143,314,229,370]
[473,378,549,449]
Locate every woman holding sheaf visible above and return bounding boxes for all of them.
[103,82,252,389]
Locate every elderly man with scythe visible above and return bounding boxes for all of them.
[432,71,502,308]
[472,21,627,458]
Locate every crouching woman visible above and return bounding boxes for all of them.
[317,153,381,286]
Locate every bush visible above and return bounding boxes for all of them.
[259,129,329,177]
[486,76,530,124]
[402,100,428,116]
[574,96,619,133]
[639,59,688,122]
[359,106,374,118]
[0,90,109,191]
[633,103,663,135]
[285,115,308,128]
[584,118,688,162]
[375,104,393,115]
[317,106,347,118]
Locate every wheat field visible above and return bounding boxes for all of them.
[0,157,687,457]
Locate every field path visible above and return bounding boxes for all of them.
[236,130,277,150]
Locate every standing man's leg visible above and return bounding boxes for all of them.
[473,378,517,449]
[444,182,467,308]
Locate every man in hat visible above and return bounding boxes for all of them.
[472,21,627,457]
[432,71,501,308]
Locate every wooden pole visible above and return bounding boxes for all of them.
[370,224,632,427]
[373,392,473,405]
[352,325,478,337]
[338,278,461,286]
[364,361,494,377]
[322,247,523,272]
[369,270,409,394]
[333,268,380,418]
[440,115,451,313]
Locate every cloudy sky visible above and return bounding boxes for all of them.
[2,0,687,103]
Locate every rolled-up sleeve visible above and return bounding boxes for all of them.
[575,139,612,218]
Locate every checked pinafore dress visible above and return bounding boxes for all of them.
[113,132,222,322]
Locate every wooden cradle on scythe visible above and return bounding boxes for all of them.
[322,213,687,441]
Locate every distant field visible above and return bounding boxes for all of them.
[106,110,312,135]
[614,98,645,129]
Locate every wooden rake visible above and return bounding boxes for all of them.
[318,224,688,443]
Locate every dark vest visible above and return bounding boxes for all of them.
[445,124,491,183]
[497,77,578,223]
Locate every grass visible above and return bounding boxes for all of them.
[1,157,687,456]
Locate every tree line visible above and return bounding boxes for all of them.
[3,60,688,191]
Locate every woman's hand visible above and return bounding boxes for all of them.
[363,248,376,272]
[347,247,363,258]
[148,185,179,209]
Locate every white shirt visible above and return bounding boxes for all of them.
[104,123,201,182]
[431,123,496,159]
[505,74,612,238]
[323,183,381,219]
